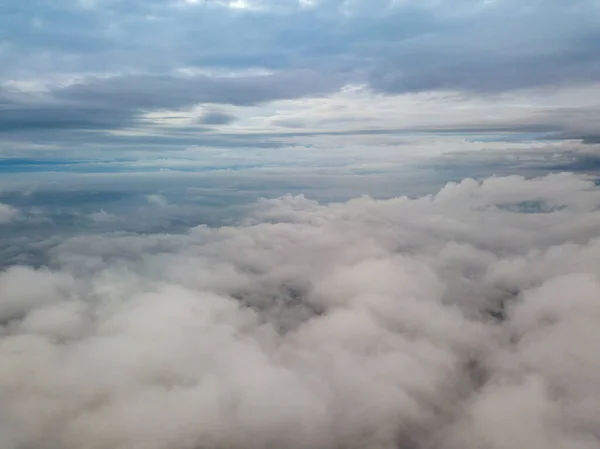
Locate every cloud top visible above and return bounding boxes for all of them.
[1,172,600,449]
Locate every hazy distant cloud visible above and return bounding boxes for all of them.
[198,110,238,125]
[3,0,599,93]
[0,70,348,136]
[146,194,169,207]
[87,209,119,223]
[2,173,600,448]
[57,70,347,108]
[0,204,18,223]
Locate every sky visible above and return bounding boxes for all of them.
[3,1,600,449]
[2,0,600,238]
[2,0,600,163]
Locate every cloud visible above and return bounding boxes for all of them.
[2,0,600,156]
[0,203,19,223]
[0,70,347,135]
[87,209,119,223]
[3,0,600,93]
[7,79,600,164]
[1,173,600,448]
[146,194,169,207]
[57,70,346,109]
[198,110,238,125]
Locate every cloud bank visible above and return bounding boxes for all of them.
[1,172,600,449]
[2,0,600,161]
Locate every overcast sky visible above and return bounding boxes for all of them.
[2,0,600,162]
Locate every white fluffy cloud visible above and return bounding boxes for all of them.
[1,172,600,449]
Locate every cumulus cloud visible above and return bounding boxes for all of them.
[0,172,600,448]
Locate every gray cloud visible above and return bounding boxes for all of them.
[0,203,19,223]
[0,70,348,134]
[364,0,600,94]
[1,173,600,448]
[57,70,347,108]
[3,0,599,94]
[198,110,238,125]
[1,0,599,154]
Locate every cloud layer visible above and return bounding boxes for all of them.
[1,172,600,449]
[2,0,600,160]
